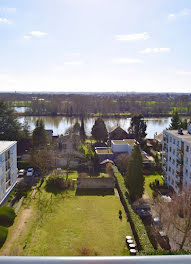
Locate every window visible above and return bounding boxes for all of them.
[169,147,172,152]
[169,166,171,172]
[172,169,174,175]
[173,138,176,145]
[186,145,189,152]
[170,136,172,142]
[177,141,179,147]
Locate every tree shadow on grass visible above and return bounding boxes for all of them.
[45,184,64,195]
[75,188,114,196]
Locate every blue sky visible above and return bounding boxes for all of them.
[0,0,191,93]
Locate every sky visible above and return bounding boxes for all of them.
[0,0,191,93]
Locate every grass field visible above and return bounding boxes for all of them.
[144,174,164,199]
[2,182,132,256]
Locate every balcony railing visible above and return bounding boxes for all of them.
[0,256,191,264]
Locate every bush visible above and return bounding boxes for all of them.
[0,206,16,227]
[113,166,153,252]
[46,174,65,190]
[139,249,191,255]
[15,181,31,200]
[0,226,8,248]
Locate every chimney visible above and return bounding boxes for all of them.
[188,123,191,134]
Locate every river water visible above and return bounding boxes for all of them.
[17,116,171,139]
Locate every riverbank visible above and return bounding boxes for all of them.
[14,112,175,118]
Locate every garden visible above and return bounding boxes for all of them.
[0,171,132,256]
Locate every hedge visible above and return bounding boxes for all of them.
[0,206,16,227]
[0,226,8,248]
[139,249,191,255]
[113,166,154,252]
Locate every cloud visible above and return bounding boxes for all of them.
[176,71,191,76]
[168,8,191,20]
[24,31,48,40]
[112,58,143,64]
[64,61,83,65]
[115,32,150,41]
[30,31,48,37]
[0,18,11,24]
[139,48,171,54]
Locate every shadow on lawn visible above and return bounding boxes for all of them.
[75,188,114,196]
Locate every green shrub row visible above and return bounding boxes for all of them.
[0,206,16,227]
[139,249,191,255]
[113,166,154,252]
[0,226,8,248]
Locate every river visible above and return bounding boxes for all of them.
[17,116,171,139]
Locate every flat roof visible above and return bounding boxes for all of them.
[112,139,135,146]
[95,148,113,154]
[165,130,191,143]
[0,141,17,155]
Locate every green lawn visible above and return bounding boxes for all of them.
[144,174,164,199]
[6,183,132,256]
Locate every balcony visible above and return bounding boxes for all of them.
[0,256,191,264]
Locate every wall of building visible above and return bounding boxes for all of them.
[162,131,191,193]
[111,142,133,153]
[0,143,17,204]
[77,177,115,189]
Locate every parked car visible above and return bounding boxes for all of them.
[26,168,34,176]
[34,169,40,177]
[18,169,26,177]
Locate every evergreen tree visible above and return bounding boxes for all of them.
[125,144,144,201]
[169,110,181,130]
[128,113,147,143]
[0,100,20,141]
[80,118,86,142]
[32,119,48,148]
[91,118,108,142]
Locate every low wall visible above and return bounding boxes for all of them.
[77,177,115,189]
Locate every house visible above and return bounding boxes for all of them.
[95,139,136,162]
[109,125,129,140]
[58,133,81,153]
[55,133,82,168]
[162,124,191,193]
[46,130,53,141]
[111,139,135,154]
[0,141,17,204]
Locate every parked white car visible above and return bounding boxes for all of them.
[26,168,34,176]
[18,169,26,177]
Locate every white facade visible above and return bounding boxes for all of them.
[111,139,135,154]
[0,141,17,204]
[162,130,191,193]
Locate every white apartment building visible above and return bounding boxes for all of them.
[0,141,17,204]
[162,125,191,193]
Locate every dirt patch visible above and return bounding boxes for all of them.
[1,206,33,256]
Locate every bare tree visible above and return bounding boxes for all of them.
[31,148,53,176]
[114,153,130,176]
[155,188,191,250]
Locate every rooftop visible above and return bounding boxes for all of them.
[95,147,113,154]
[0,141,17,155]
[112,139,135,146]
[165,130,191,143]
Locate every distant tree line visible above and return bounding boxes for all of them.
[1,92,191,117]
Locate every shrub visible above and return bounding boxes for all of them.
[46,174,65,190]
[0,206,16,227]
[0,226,8,248]
[139,249,191,255]
[15,181,31,200]
[113,166,153,252]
